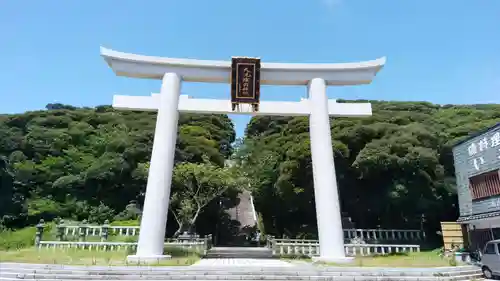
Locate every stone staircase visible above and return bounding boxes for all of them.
[0,262,483,280]
[226,190,257,230]
[205,247,273,259]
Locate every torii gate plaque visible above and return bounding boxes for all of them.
[231,57,261,112]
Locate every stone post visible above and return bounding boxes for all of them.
[35,219,45,247]
[79,219,88,241]
[266,235,275,249]
[102,220,110,242]
[56,219,65,241]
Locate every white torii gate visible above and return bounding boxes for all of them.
[101,47,386,263]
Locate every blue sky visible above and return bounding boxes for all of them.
[1,1,499,137]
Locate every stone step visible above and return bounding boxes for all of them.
[319,267,481,275]
[206,247,273,259]
[0,268,482,279]
[0,268,481,277]
[0,268,482,278]
[0,268,313,274]
[0,275,485,281]
[204,254,273,259]
[204,254,274,257]
[192,259,292,267]
[1,262,479,270]
[452,274,484,281]
[0,273,331,280]
[0,264,481,276]
[226,191,257,230]
[0,262,482,281]
[205,251,272,255]
[322,270,482,277]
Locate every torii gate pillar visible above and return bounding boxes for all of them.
[101,47,386,263]
[308,77,346,261]
[132,73,181,259]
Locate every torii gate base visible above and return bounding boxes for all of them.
[101,48,386,264]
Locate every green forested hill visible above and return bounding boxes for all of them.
[235,100,500,239]
[1,101,500,242]
[0,103,235,236]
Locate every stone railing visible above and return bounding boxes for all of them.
[62,225,140,237]
[264,228,424,247]
[33,219,213,254]
[48,220,141,240]
[38,240,210,255]
[268,238,420,257]
[343,228,425,241]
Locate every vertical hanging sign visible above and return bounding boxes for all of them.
[231,57,261,112]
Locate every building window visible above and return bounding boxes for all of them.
[484,242,497,254]
[469,169,500,200]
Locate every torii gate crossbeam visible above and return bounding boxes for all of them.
[113,94,372,117]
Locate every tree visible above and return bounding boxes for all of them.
[2,99,500,247]
[0,105,235,231]
[236,100,500,242]
[0,156,25,229]
[170,160,239,236]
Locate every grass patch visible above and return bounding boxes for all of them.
[285,251,461,267]
[0,248,200,266]
[0,224,56,251]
